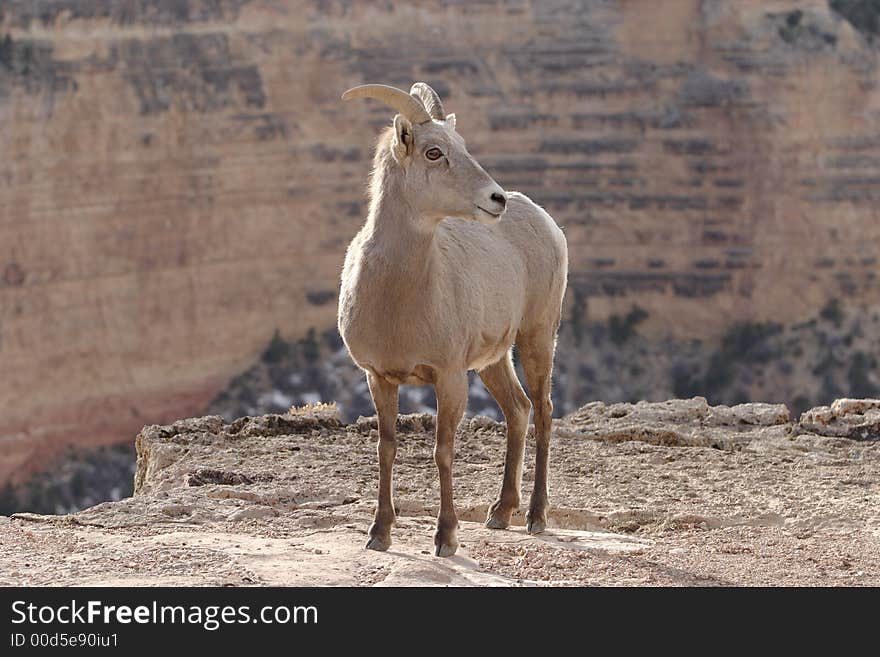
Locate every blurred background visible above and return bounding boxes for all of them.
[1,0,879,514]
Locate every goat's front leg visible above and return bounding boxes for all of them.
[366,372,399,551]
[432,370,468,557]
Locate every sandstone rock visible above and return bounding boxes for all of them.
[706,402,791,427]
[556,398,791,449]
[354,413,436,435]
[226,411,342,438]
[186,469,254,487]
[228,506,278,522]
[1,399,877,586]
[798,398,880,440]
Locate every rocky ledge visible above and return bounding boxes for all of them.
[1,398,878,586]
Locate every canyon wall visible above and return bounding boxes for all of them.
[1,0,879,485]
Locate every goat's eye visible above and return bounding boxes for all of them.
[425,147,443,161]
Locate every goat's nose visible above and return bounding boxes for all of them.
[491,192,507,208]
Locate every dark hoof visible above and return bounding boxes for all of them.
[435,543,457,557]
[486,498,516,530]
[485,515,509,530]
[526,518,546,535]
[433,526,458,557]
[365,535,391,551]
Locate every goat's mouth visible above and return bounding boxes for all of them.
[475,205,503,220]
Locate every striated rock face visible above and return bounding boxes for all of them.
[1,398,878,586]
[3,1,880,486]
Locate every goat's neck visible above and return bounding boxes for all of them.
[362,174,438,281]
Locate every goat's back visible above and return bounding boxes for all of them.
[437,191,567,334]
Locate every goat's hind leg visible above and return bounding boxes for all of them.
[518,335,556,535]
[478,354,531,529]
[366,372,399,551]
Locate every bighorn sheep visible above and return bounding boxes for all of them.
[338,82,568,557]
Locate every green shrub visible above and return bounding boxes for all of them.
[569,291,586,347]
[830,0,880,41]
[608,306,648,346]
[299,328,320,364]
[848,351,878,397]
[720,321,783,360]
[792,395,812,416]
[0,483,18,515]
[819,298,844,328]
[0,34,12,69]
[261,329,290,364]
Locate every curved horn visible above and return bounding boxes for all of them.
[410,82,445,121]
[341,84,432,124]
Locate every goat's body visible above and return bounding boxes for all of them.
[339,192,567,385]
[338,82,568,555]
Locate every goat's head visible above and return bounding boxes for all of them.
[342,83,507,225]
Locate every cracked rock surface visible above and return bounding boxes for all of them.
[2,399,878,586]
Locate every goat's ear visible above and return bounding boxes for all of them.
[445,113,456,130]
[392,113,413,163]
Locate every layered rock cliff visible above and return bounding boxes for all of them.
[2,1,880,489]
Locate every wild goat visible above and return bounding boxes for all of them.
[338,82,568,557]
